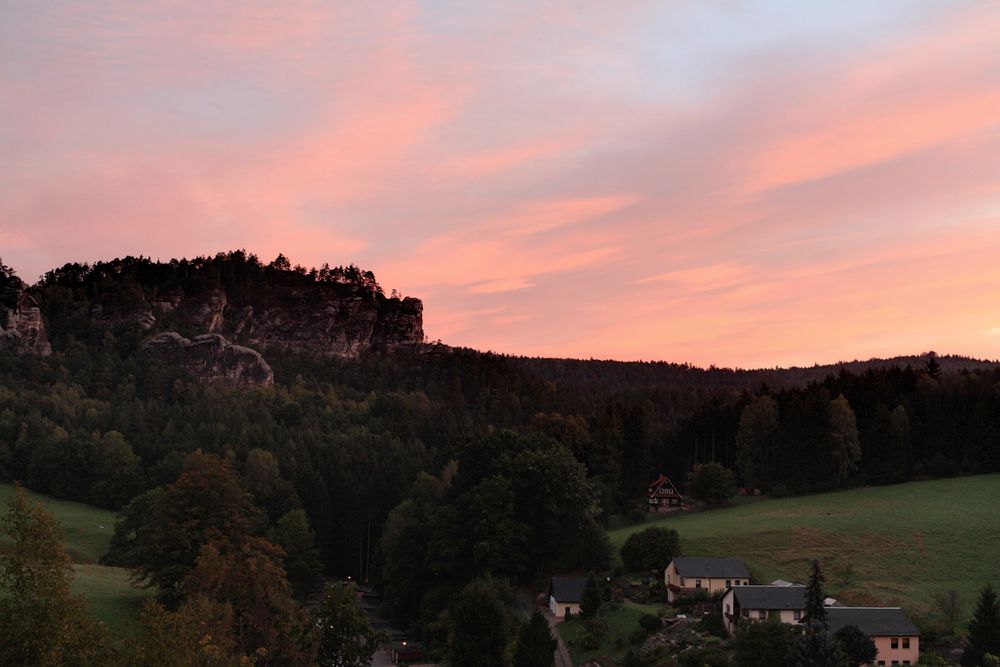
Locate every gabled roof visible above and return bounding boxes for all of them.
[647,474,681,497]
[827,607,920,637]
[549,577,587,603]
[730,585,807,610]
[671,557,750,579]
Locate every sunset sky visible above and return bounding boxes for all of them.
[2,1,999,368]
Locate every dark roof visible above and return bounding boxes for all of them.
[671,557,750,579]
[550,577,587,603]
[827,608,920,637]
[731,585,807,610]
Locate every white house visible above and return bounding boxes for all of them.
[548,576,587,619]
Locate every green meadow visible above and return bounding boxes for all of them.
[0,483,148,631]
[609,474,1000,625]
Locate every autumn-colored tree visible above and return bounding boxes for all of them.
[183,536,313,665]
[110,451,262,602]
[0,485,109,666]
[117,596,243,667]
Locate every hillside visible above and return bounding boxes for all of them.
[0,483,147,630]
[609,474,1000,625]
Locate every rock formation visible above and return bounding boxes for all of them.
[0,287,52,356]
[142,332,274,388]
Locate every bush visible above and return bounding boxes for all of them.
[678,647,731,667]
[639,613,662,633]
[580,632,600,651]
[620,526,681,573]
[629,627,650,645]
[698,612,728,638]
[770,483,792,498]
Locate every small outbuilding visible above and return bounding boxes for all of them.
[548,576,587,619]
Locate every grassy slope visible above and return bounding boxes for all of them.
[609,474,1000,625]
[0,483,148,631]
[559,601,661,665]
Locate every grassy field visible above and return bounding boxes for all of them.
[558,601,662,665]
[609,474,1000,626]
[0,483,148,630]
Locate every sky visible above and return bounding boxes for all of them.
[2,1,999,368]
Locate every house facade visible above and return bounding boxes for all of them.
[664,557,750,602]
[647,474,683,512]
[828,607,920,666]
[720,585,807,635]
[548,576,586,619]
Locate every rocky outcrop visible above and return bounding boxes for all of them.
[142,332,274,388]
[233,292,425,358]
[0,289,52,356]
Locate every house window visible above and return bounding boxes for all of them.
[902,638,910,649]
[793,610,802,620]
[726,580,732,588]
[877,662,884,666]
[695,580,702,589]
[725,603,731,613]
[891,638,899,649]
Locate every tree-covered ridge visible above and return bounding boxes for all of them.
[38,250,386,297]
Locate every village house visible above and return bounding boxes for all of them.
[828,607,920,666]
[647,474,683,512]
[664,557,750,602]
[547,576,587,619]
[720,585,807,635]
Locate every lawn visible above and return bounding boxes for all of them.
[558,601,662,665]
[1,483,149,631]
[609,474,1000,626]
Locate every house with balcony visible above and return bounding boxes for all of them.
[647,474,683,512]
[664,556,750,602]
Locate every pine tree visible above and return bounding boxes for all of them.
[513,611,557,667]
[963,584,1000,666]
[804,559,828,626]
[580,572,602,619]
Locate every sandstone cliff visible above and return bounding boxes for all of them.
[20,254,429,387]
[170,287,424,358]
[142,332,274,388]
[0,285,52,356]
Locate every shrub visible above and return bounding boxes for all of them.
[639,613,662,633]
[629,627,650,645]
[698,612,728,638]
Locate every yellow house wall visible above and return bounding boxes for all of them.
[871,635,919,665]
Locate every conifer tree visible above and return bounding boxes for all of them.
[963,584,1000,666]
[580,572,602,619]
[513,611,557,667]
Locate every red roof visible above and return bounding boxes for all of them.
[647,474,681,498]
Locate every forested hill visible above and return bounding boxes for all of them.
[1,251,999,661]
[515,353,999,393]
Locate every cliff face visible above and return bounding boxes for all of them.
[142,333,274,388]
[17,255,428,387]
[160,287,424,359]
[0,289,52,356]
